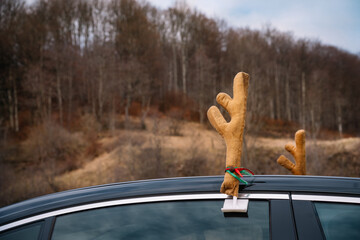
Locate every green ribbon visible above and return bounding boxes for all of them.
[226,170,249,185]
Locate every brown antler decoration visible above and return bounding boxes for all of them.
[277,130,306,175]
[207,72,249,197]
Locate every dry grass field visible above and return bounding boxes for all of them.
[0,116,359,207]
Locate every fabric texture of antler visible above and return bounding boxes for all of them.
[277,129,306,175]
[207,72,249,197]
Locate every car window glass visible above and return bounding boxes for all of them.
[52,200,269,240]
[314,202,360,240]
[0,221,43,240]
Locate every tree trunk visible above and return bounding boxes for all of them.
[310,109,315,138]
[48,89,52,119]
[275,66,281,119]
[181,45,187,95]
[301,72,306,129]
[98,65,104,121]
[141,96,151,130]
[168,61,173,91]
[7,89,14,130]
[267,69,275,119]
[198,52,205,124]
[39,43,45,120]
[172,43,178,91]
[125,80,132,129]
[270,100,275,119]
[67,72,73,122]
[337,104,343,138]
[13,79,19,132]
[36,94,41,121]
[125,94,131,129]
[56,63,63,125]
[109,97,116,135]
[39,68,45,120]
[285,73,291,121]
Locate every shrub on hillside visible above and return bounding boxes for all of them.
[22,121,85,165]
[79,114,101,139]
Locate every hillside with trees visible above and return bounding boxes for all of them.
[1,0,359,206]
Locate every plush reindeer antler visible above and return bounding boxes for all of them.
[277,130,306,175]
[207,72,249,197]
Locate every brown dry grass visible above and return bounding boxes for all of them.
[55,118,360,187]
[1,116,359,207]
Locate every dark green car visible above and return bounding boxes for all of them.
[1,175,359,240]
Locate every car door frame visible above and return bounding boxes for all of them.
[24,193,295,240]
[291,194,360,240]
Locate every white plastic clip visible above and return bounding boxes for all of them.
[221,196,249,213]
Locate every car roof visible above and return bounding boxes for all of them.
[1,175,359,226]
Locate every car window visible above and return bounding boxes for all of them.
[314,202,360,240]
[51,200,269,240]
[0,221,43,240]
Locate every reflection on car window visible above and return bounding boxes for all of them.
[314,202,360,240]
[0,221,43,240]
[52,200,269,240]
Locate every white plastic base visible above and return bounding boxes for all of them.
[221,196,249,213]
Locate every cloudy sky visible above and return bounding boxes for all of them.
[147,0,360,54]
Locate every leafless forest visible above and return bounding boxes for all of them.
[1,0,360,206]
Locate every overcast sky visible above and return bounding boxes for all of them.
[147,0,360,54]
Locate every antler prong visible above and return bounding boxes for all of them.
[277,129,306,175]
